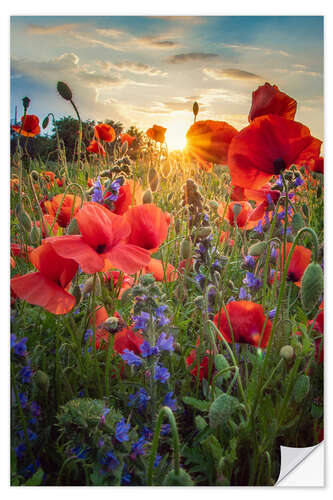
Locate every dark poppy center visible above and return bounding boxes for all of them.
[96,244,107,254]
[287,271,298,282]
[273,158,286,175]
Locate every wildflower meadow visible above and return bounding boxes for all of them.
[10,78,323,486]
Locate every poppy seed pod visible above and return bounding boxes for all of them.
[82,276,102,296]
[232,203,243,218]
[280,345,294,361]
[31,170,40,182]
[301,262,324,312]
[193,101,199,118]
[22,96,31,110]
[142,189,153,204]
[57,81,72,101]
[148,167,159,192]
[163,468,194,486]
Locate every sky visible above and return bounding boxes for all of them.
[10,16,324,151]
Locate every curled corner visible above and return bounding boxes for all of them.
[276,442,324,486]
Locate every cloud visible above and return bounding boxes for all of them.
[203,67,263,82]
[221,43,290,57]
[26,23,79,35]
[274,68,321,77]
[135,35,180,49]
[95,28,124,38]
[69,32,122,51]
[96,60,167,77]
[149,16,207,25]
[166,52,219,64]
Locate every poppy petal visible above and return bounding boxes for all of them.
[46,235,105,274]
[104,243,151,275]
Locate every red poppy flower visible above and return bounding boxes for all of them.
[214,301,272,348]
[228,114,322,190]
[106,179,143,215]
[94,123,116,143]
[178,258,193,274]
[41,171,56,187]
[186,120,238,165]
[46,202,151,275]
[57,178,65,187]
[87,140,106,156]
[120,133,136,147]
[124,204,170,253]
[90,305,109,327]
[113,327,144,355]
[307,156,324,174]
[11,178,20,192]
[146,125,167,143]
[219,230,234,246]
[144,258,178,282]
[248,83,297,122]
[10,242,78,314]
[11,243,34,258]
[278,242,312,286]
[218,201,253,228]
[36,214,59,237]
[42,194,82,228]
[12,115,41,137]
[185,337,214,381]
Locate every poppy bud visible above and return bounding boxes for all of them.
[42,115,49,129]
[197,226,212,238]
[232,203,242,218]
[193,295,204,308]
[163,468,194,486]
[193,101,199,118]
[103,316,119,333]
[82,276,101,296]
[17,207,32,233]
[121,141,128,156]
[209,200,219,210]
[301,262,323,312]
[161,162,171,178]
[57,81,73,101]
[248,241,266,257]
[280,345,294,361]
[181,239,192,260]
[71,284,82,306]
[148,167,159,192]
[31,170,40,182]
[30,224,42,246]
[100,170,112,178]
[142,189,153,204]
[67,218,80,235]
[292,213,305,233]
[34,370,49,393]
[302,204,309,218]
[22,96,30,110]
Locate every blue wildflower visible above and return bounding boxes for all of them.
[72,446,88,460]
[161,424,170,436]
[268,308,276,320]
[84,329,93,343]
[128,388,150,411]
[244,255,256,270]
[30,401,41,418]
[156,332,174,352]
[154,454,162,467]
[92,176,103,203]
[18,392,28,409]
[276,176,283,188]
[100,450,120,470]
[194,272,205,288]
[253,220,263,234]
[100,408,110,425]
[15,443,26,458]
[122,465,132,485]
[10,334,17,347]
[115,418,130,443]
[18,428,37,442]
[142,426,153,441]
[130,436,146,460]
[13,337,28,356]
[105,180,121,202]
[133,311,150,331]
[155,305,168,318]
[295,176,304,187]
[163,391,177,411]
[140,340,158,358]
[154,364,170,383]
[20,365,33,384]
[121,349,143,367]
[243,272,261,290]
[239,287,248,300]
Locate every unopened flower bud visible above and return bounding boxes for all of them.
[232,203,242,218]
[248,241,266,257]
[143,189,153,204]
[34,370,49,393]
[103,316,119,333]
[17,207,32,233]
[22,96,30,110]
[57,81,72,101]
[209,200,219,210]
[71,284,82,306]
[42,115,49,129]
[193,101,199,118]
[197,226,212,238]
[181,239,192,259]
[280,345,294,360]
[148,167,159,192]
[30,224,42,246]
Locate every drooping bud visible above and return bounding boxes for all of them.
[22,96,30,110]
[82,276,101,296]
[142,189,153,204]
[31,170,40,182]
[161,161,171,178]
[67,218,80,235]
[181,239,192,260]
[42,115,49,129]
[292,213,305,233]
[280,345,294,361]
[148,167,159,192]
[30,224,42,246]
[301,262,323,312]
[71,284,82,306]
[17,206,32,233]
[57,81,72,101]
[248,241,266,257]
[34,370,50,393]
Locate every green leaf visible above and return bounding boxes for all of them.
[293,374,310,403]
[183,396,210,412]
[209,393,241,430]
[311,404,323,419]
[201,435,223,464]
[24,468,44,486]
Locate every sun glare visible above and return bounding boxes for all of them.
[165,119,189,152]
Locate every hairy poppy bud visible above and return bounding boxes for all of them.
[197,226,212,238]
[193,101,199,118]
[193,295,204,308]
[22,96,30,110]
[57,81,72,101]
[142,189,153,204]
[181,239,192,260]
[82,276,101,296]
[248,241,266,257]
[71,284,82,306]
[30,224,42,246]
[17,207,32,233]
[67,218,80,235]
[301,262,323,312]
[42,115,49,129]
[34,370,49,393]
[232,203,242,218]
[148,167,159,192]
[209,200,219,210]
[280,345,294,360]
[103,316,119,333]
[302,203,309,218]
[292,213,305,233]
[163,468,194,486]
[121,141,128,156]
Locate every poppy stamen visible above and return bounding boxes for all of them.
[96,244,107,254]
[273,158,286,175]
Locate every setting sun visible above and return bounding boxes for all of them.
[165,118,189,152]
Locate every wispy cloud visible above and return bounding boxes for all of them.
[222,43,290,57]
[95,28,124,38]
[135,35,180,49]
[203,68,264,82]
[96,60,166,77]
[166,52,219,64]
[26,23,79,35]
[274,68,321,77]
